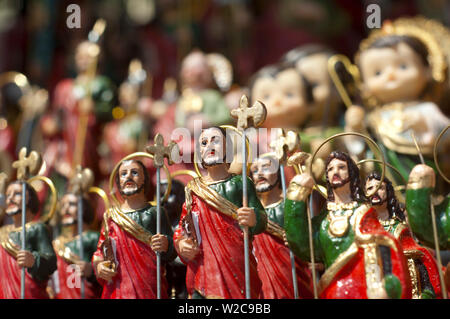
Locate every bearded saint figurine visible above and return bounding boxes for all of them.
[365,172,443,298]
[92,159,176,298]
[0,181,56,298]
[174,126,267,299]
[250,155,313,299]
[284,151,412,299]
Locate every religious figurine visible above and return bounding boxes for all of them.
[345,17,450,187]
[51,169,101,299]
[92,159,176,298]
[40,20,115,183]
[250,155,313,299]
[173,126,267,298]
[284,151,411,298]
[0,180,56,298]
[100,59,150,174]
[365,171,443,298]
[405,164,450,250]
[175,50,233,134]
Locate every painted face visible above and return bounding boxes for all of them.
[327,158,350,189]
[75,41,99,74]
[365,179,387,206]
[60,193,78,226]
[180,51,214,90]
[359,42,429,104]
[251,157,279,193]
[296,53,333,122]
[199,128,226,167]
[118,161,145,196]
[119,82,139,111]
[253,68,308,129]
[5,183,22,216]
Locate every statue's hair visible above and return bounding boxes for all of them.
[325,151,367,203]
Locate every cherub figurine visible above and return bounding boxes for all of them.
[0,180,57,298]
[345,17,450,186]
[92,159,176,298]
[284,151,411,299]
[173,126,267,299]
[365,172,443,298]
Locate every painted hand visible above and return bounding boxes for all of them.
[237,207,256,227]
[17,250,35,268]
[177,237,200,261]
[151,234,169,253]
[97,261,117,281]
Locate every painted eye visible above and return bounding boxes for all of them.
[399,64,408,70]
[374,70,382,76]
[201,140,207,146]
[285,92,294,98]
[121,171,127,177]
[132,170,138,176]
[263,94,270,100]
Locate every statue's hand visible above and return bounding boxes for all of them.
[17,250,35,268]
[408,164,436,189]
[177,237,200,262]
[97,261,117,281]
[286,173,314,202]
[345,104,365,131]
[151,234,169,253]
[237,207,256,228]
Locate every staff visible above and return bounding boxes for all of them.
[231,95,267,299]
[146,134,179,299]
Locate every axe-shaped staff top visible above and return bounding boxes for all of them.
[270,129,301,299]
[12,147,42,299]
[146,133,179,299]
[68,165,94,299]
[230,95,267,299]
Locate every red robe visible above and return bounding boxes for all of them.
[394,223,443,298]
[174,193,262,299]
[319,207,412,299]
[253,232,313,299]
[54,255,101,299]
[0,246,49,299]
[92,218,168,299]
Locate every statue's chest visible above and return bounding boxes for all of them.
[319,210,357,267]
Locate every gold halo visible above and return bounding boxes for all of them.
[289,156,328,198]
[108,152,172,208]
[356,159,407,194]
[310,132,386,199]
[193,125,252,178]
[27,175,57,224]
[434,124,450,184]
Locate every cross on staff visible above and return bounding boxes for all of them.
[68,165,94,299]
[146,133,179,299]
[230,95,267,299]
[270,129,301,299]
[11,147,42,299]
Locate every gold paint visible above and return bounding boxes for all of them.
[407,258,421,299]
[407,173,435,190]
[0,222,38,258]
[52,235,81,264]
[363,243,385,299]
[108,206,153,246]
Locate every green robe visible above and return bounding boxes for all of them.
[8,222,57,282]
[406,187,450,250]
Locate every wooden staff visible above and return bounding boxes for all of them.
[230,95,267,299]
[146,134,179,299]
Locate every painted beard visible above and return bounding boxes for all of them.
[255,178,278,193]
[5,206,21,217]
[369,193,386,206]
[201,150,225,168]
[61,214,77,226]
[330,175,350,189]
[120,180,144,197]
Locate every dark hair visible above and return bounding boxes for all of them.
[325,151,366,203]
[8,181,40,215]
[367,35,429,67]
[115,159,151,199]
[365,171,406,222]
[280,44,336,65]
